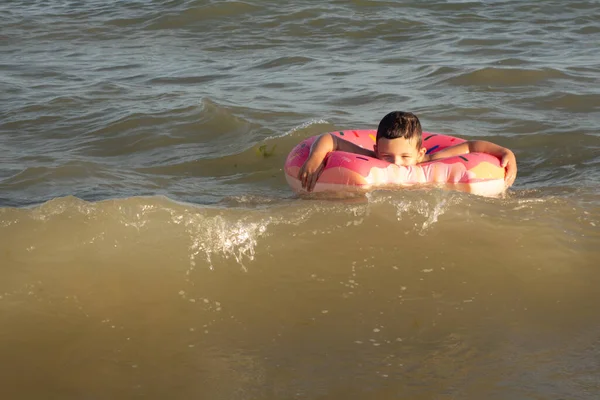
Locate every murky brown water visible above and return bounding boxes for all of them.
[1,0,600,398]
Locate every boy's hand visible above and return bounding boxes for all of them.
[501,149,517,188]
[295,132,373,192]
[298,155,326,192]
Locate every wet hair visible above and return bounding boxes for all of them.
[376,111,423,148]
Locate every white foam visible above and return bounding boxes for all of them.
[185,213,271,271]
[281,119,330,137]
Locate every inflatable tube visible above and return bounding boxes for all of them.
[284,130,506,197]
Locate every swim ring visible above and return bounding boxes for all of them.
[284,130,506,197]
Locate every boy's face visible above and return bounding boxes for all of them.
[374,137,427,166]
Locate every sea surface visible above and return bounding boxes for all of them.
[1,1,599,399]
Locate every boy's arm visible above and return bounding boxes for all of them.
[424,140,517,187]
[298,133,375,192]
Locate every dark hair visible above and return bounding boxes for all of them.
[376,111,423,148]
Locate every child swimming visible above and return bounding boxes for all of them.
[298,111,517,192]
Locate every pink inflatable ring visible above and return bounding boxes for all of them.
[284,130,506,197]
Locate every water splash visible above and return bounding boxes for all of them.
[184,213,271,272]
[282,119,331,137]
[367,190,461,234]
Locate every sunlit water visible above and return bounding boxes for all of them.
[1,0,599,398]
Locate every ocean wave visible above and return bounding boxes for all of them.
[80,98,265,159]
[147,74,234,85]
[2,191,597,272]
[142,1,262,31]
[536,92,600,113]
[249,56,316,71]
[442,67,569,87]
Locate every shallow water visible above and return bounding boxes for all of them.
[1,0,599,399]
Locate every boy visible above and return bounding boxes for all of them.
[298,111,517,192]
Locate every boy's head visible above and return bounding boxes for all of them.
[374,111,426,166]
